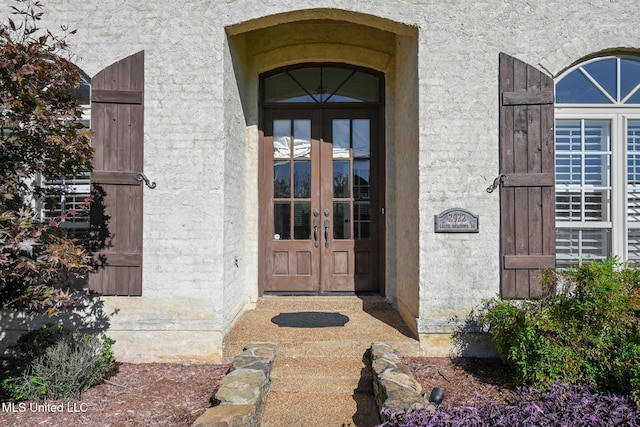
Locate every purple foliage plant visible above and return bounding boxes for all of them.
[378,382,640,427]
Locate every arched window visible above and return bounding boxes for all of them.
[261,64,383,104]
[555,55,640,266]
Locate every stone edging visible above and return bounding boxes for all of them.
[193,342,277,427]
[370,342,435,422]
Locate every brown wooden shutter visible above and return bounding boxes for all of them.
[499,52,555,298]
[89,51,144,296]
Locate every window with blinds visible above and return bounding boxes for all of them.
[41,171,91,243]
[41,76,91,246]
[555,55,640,266]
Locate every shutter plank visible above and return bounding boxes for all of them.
[503,173,554,187]
[502,90,553,105]
[92,171,141,185]
[91,89,143,104]
[100,253,142,267]
[504,255,555,269]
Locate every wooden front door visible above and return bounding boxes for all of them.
[260,106,383,293]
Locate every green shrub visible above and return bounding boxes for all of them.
[481,258,640,404]
[2,324,116,400]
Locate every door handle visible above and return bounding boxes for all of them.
[313,219,319,248]
[324,218,330,248]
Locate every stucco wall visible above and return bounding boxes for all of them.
[2,0,639,361]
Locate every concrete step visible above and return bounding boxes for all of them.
[256,295,393,311]
[260,391,381,427]
[269,374,374,395]
[269,356,373,394]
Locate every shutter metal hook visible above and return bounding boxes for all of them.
[136,172,156,189]
[486,174,506,193]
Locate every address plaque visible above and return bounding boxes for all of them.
[434,208,479,233]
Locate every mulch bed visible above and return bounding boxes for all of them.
[401,356,521,407]
[0,362,227,427]
[0,357,518,426]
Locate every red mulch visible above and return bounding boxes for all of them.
[0,358,518,426]
[402,356,520,407]
[0,362,227,427]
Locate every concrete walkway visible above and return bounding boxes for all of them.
[222,296,420,427]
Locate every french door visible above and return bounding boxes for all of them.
[260,107,383,293]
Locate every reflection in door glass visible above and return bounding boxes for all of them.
[294,202,311,239]
[332,119,350,158]
[274,120,291,158]
[294,161,311,198]
[333,202,351,239]
[352,119,370,158]
[353,160,370,200]
[274,202,291,240]
[333,160,350,198]
[354,202,370,239]
[293,120,311,158]
[273,161,290,198]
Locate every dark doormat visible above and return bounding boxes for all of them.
[271,312,350,328]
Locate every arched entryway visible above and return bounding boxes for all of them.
[225,10,420,332]
[259,64,384,293]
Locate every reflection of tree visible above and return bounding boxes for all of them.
[334,172,349,197]
[294,172,311,198]
[274,178,290,198]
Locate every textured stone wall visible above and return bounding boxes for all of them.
[1,0,636,361]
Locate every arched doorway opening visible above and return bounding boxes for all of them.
[225,10,420,332]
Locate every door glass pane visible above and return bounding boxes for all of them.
[332,119,350,158]
[627,120,640,222]
[333,202,351,240]
[322,68,356,101]
[333,160,350,198]
[354,202,370,240]
[352,119,370,158]
[273,161,290,198]
[353,160,370,200]
[294,161,311,198]
[274,202,291,240]
[274,120,291,158]
[293,120,311,158]
[294,202,311,240]
[288,68,322,102]
[330,71,380,103]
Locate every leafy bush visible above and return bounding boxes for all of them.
[1,0,94,315]
[2,324,115,400]
[378,382,640,427]
[481,258,640,404]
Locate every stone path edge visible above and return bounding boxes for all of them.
[370,342,434,423]
[193,341,430,426]
[193,342,277,427]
